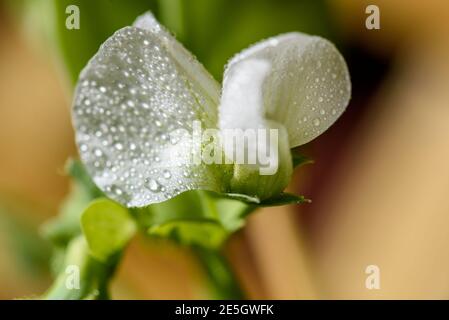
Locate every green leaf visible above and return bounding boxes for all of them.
[292,153,314,168]
[149,219,228,249]
[134,190,251,249]
[222,193,260,204]
[214,197,252,231]
[81,199,136,262]
[259,192,311,207]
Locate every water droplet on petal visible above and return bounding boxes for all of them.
[94,148,103,157]
[163,170,171,179]
[147,179,160,192]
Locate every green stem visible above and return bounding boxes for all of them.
[43,236,117,300]
[194,247,245,300]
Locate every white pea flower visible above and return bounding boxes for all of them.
[72,12,351,208]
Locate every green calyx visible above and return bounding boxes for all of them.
[228,121,293,201]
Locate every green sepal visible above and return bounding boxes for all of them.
[81,198,136,262]
[291,152,314,168]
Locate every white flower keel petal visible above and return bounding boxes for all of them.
[219,58,272,163]
[220,59,271,132]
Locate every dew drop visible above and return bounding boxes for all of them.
[114,187,123,196]
[163,170,171,179]
[114,143,123,151]
[94,148,103,157]
[147,179,159,192]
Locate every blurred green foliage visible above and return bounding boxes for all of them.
[0,203,51,277]
[51,0,159,83]
[42,159,102,248]
[181,0,335,78]
[13,0,335,82]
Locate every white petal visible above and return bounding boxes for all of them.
[133,12,163,32]
[219,59,271,132]
[72,21,224,207]
[219,59,271,161]
[224,32,351,147]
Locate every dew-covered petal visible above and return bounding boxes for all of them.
[224,32,351,147]
[72,18,225,207]
[133,12,162,32]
